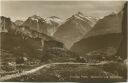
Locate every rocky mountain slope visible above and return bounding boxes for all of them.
[71,8,124,60]
[14,20,24,26]
[0,16,42,60]
[22,15,47,35]
[45,16,63,36]
[0,16,64,63]
[116,2,127,60]
[0,16,17,33]
[22,15,63,36]
[53,12,94,49]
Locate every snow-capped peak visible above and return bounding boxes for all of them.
[70,12,86,22]
[49,16,60,19]
[29,15,43,22]
[45,16,63,24]
[30,15,42,19]
[74,12,84,17]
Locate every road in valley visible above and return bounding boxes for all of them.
[0,62,107,81]
[0,63,51,81]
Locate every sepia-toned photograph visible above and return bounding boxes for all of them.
[0,0,127,82]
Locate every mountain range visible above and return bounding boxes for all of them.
[6,12,98,49]
[0,8,125,62]
[0,16,63,61]
[53,12,97,49]
[70,7,124,60]
[22,15,63,36]
[0,3,127,81]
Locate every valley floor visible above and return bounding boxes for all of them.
[0,61,126,82]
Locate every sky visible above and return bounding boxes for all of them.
[1,1,125,21]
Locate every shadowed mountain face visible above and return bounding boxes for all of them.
[15,26,53,41]
[71,9,123,58]
[1,33,43,59]
[0,16,17,33]
[22,15,47,35]
[0,16,64,61]
[84,12,122,39]
[116,2,127,60]
[53,12,94,49]
[0,16,43,59]
[71,33,122,56]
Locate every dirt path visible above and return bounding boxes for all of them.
[0,62,107,81]
[0,63,51,81]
